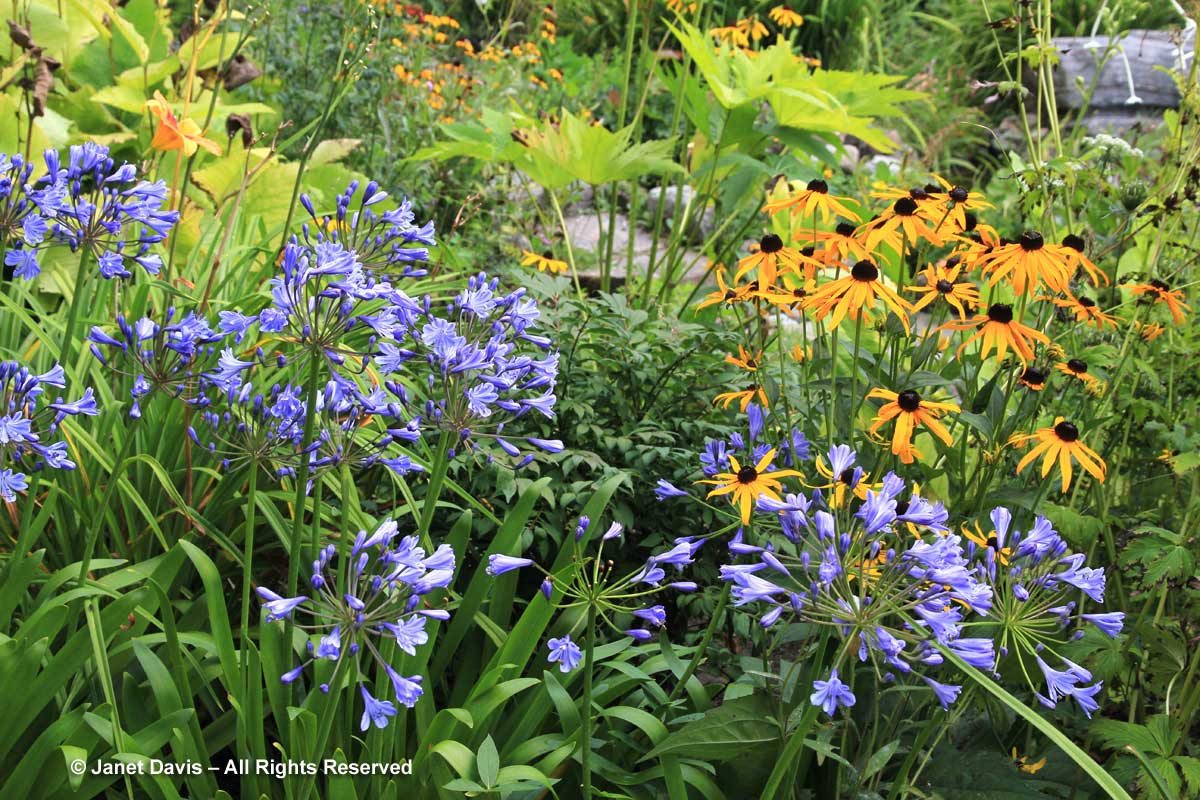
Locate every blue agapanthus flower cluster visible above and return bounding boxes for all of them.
[88,309,231,417]
[228,181,435,369]
[0,145,177,280]
[705,403,809,477]
[299,180,436,273]
[257,516,455,730]
[488,515,700,673]
[965,507,1122,718]
[0,361,97,500]
[194,370,423,480]
[720,445,994,717]
[376,271,562,465]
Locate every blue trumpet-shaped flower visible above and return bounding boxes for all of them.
[0,360,97,500]
[258,516,454,727]
[547,635,583,673]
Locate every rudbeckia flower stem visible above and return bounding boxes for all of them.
[827,323,838,448]
[58,248,92,371]
[848,315,865,448]
[547,191,585,302]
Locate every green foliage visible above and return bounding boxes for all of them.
[2,1,1199,799]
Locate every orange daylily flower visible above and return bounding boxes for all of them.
[145,91,222,157]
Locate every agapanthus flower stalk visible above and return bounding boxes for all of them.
[258,517,455,729]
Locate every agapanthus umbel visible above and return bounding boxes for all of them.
[193,370,424,481]
[0,361,98,501]
[300,180,435,273]
[2,144,177,280]
[254,239,412,369]
[378,271,562,464]
[722,457,991,715]
[964,508,1120,718]
[0,153,48,279]
[257,517,455,729]
[88,309,228,416]
[490,516,700,672]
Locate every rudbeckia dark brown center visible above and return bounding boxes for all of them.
[1078,297,1096,308]
[1021,367,1045,384]
[895,499,910,515]
[964,212,979,231]
[760,233,783,253]
[792,288,807,298]
[801,246,816,257]
[542,250,554,259]
[1019,231,1045,251]
[1062,234,1086,252]
[851,260,879,281]
[806,179,829,193]
[839,468,856,485]
[897,390,922,412]
[936,279,955,293]
[1054,421,1080,442]
[986,534,1000,550]
[736,465,759,484]
[909,187,929,200]
[950,186,969,203]
[1067,358,1087,373]
[835,222,856,237]
[986,303,1014,323]
[893,197,918,216]
[1149,279,1169,291]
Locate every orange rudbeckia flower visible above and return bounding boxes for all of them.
[803,259,912,332]
[700,448,802,524]
[1127,279,1190,325]
[1010,417,1106,493]
[866,388,959,464]
[941,303,1049,365]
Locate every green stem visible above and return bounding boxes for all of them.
[848,315,864,447]
[549,191,585,302]
[934,642,1132,799]
[827,324,839,449]
[239,465,259,744]
[297,656,349,800]
[667,583,730,702]
[416,431,452,549]
[238,463,260,800]
[287,355,324,599]
[59,248,92,370]
[580,600,597,800]
[76,420,138,583]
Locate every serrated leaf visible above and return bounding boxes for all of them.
[640,695,779,762]
[863,739,900,780]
